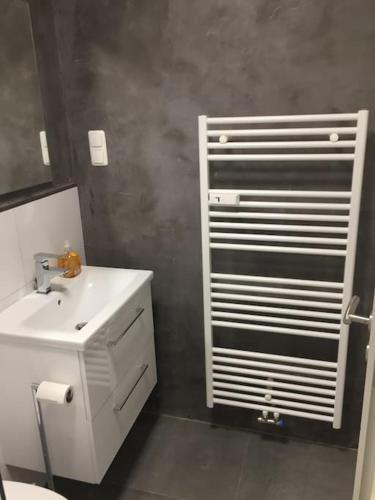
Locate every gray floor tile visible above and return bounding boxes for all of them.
[56,414,357,500]
[55,479,178,500]
[302,444,356,500]
[104,413,248,500]
[236,434,356,500]
[55,479,119,499]
[119,488,180,500]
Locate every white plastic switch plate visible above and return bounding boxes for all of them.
[89,131,103,148]
[39,131,50,166]
[91,149,105,165]
[209,192,240,205]
[88,130,108,166]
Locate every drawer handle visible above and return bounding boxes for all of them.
[113,363,149,412]
[107,307,145,347]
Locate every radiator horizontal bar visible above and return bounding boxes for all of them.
[207,127,357,137]
[212,311,340,331]
[210,243,346,256]
[210,222,348,234]
[212,356,337,377]
[212,347,338,368]
[211,292,343,310]
[210,282,343,299]
[213,364,337,386]
[208,141,356,149]
[213,390,334,414]
[211,302,342,320]
[210,233,348,245]
[213,373,336,396]
[212,320,340,339]
[208,154,355,161]
[210,203,351,212]
[209,211,350,222]
[211,273,344,289]
[206,114,358,124]
[209,189,352,198]
[236,201,350,210]
[213,398,334,422]
[213,382,335,405]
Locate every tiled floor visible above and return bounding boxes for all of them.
[55,413,356,500]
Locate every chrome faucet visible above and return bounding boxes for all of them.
[34,253,68,294]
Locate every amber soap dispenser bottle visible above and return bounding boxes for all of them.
[58,240,81,278]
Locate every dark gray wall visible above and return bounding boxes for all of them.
[50,0,375,447]
[0,0,51,194]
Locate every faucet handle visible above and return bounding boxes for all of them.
[34,252,59,262]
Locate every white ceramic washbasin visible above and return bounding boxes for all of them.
[0,265,153,350]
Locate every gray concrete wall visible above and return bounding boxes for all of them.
[50,0,375,447]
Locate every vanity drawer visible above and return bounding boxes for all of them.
[105,284,150,347]
[83,282,154,418]
[108,290,153,386]
[91,341,157,482]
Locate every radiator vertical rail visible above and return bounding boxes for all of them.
[199,115,213,407]
[333,109,369,429]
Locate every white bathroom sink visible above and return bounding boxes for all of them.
[0,265,153,349]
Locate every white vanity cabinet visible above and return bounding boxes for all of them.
[83,282,157,479]
[0,274,157,484]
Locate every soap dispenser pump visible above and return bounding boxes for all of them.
[58,240,81,278]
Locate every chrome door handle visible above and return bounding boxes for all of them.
[107,307,144,347]
[113,364,149,412]
[343,296,372,329]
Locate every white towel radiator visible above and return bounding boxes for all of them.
[199,111,369,428]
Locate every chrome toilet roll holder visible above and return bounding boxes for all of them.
[31,383,73,491]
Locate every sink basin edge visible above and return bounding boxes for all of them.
[0,267,154,351]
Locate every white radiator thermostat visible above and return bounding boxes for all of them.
[88,130,109,166]
[209,192,240,205]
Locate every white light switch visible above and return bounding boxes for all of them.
[88,130,108,166]
[39,131,50,166]
[91,148,105,165]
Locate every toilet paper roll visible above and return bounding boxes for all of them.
[36,381,73,405]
